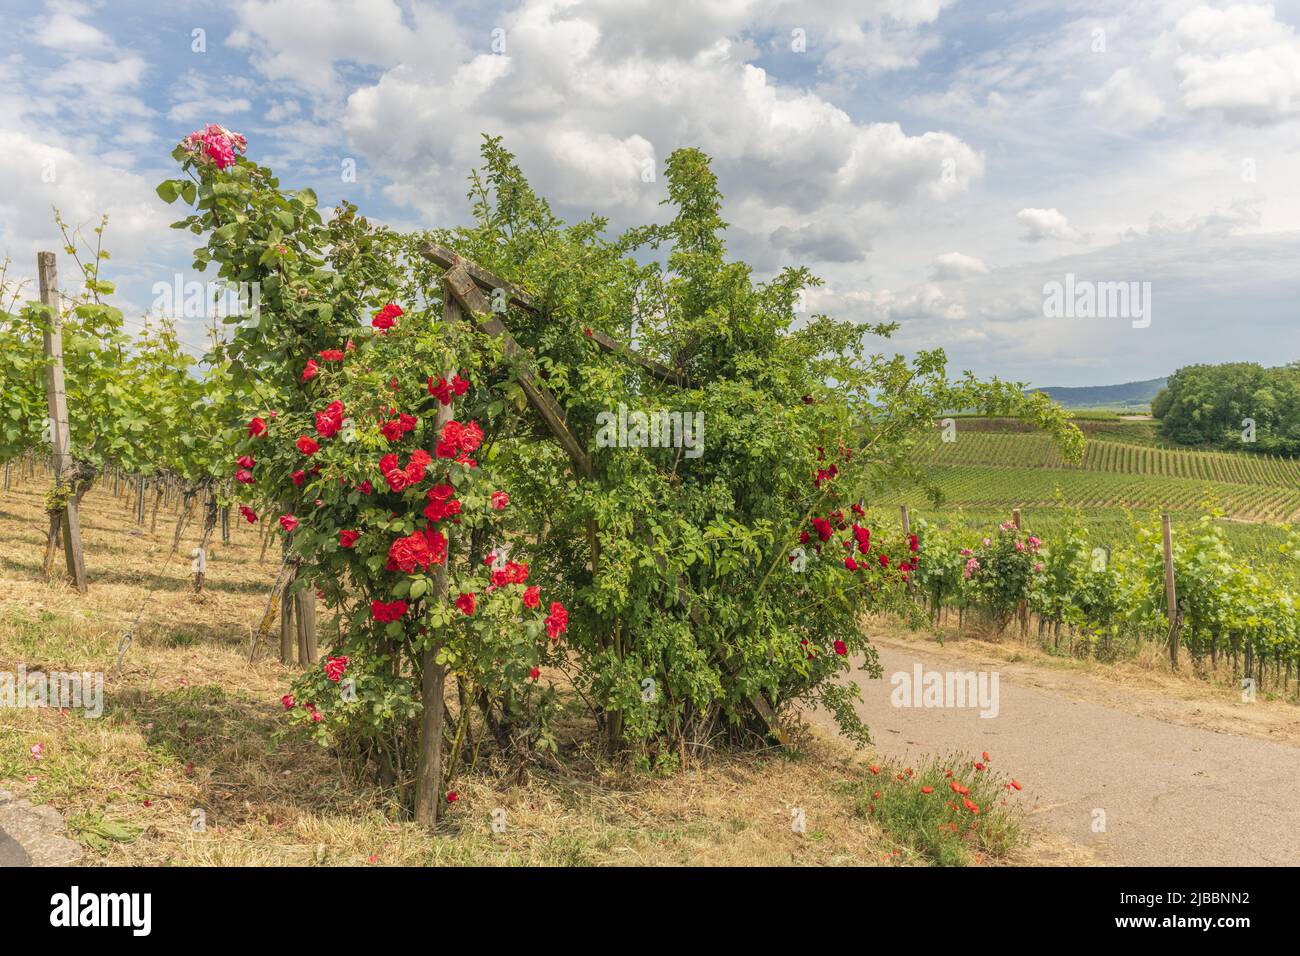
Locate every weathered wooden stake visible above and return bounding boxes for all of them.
[38,252,87,593]
[414,295,458,827]
[1162,513,1179,669]
[900,504,910,535]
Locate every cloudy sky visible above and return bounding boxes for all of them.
[1,0,1298,387]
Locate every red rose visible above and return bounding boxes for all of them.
[386,528,447,573]
[281,694,295,710]
[428,376,453,405]
[529,667,540,681]
[456,592,476,616]
[315,401,345,438]
[451,374,470,396]
[236,454,255,469]
[323,655,349,683]
[301,359,318,382]
[844,557,858,571]
[339,529,359,548]
[446,790,458,804]
[297,435,319,455]
[279,514,299,533]
[247,416,267,437]
[235,468,255,484]
[319,349,344,362]
[372,303,403,329]
[292,470,306,486]
[878,554,889,568]
[490,490,509,510]
[311,711,323,723]
[371,599,408,622]
[523,586,540,608]
[909,534,919,553]
[545,601,568,641]
[834,640,847,655]
[380,419,405,442]
[239,505,257,523]
[358,480,373,495]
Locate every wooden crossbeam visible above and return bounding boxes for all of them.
[420,242,688,387]
[441,261,594,480]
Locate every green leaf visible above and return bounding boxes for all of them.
[155,180,181,203]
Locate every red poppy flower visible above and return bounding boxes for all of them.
[1011,779,1022,791]
[920,785,933,794]
[870,765,880,775]
[962,798,980,815]
[982,751,990,762]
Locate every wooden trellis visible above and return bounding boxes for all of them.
[419,243,784,744]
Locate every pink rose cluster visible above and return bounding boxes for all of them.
[181,124,247,170]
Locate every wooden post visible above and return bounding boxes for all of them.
[39,252,87,594]
[414,294,458,827]
[900,504,910,535]
[295,587,316,664]
[279,577,295,665]
[1011,508,1026,634]
[1162,513,1179,669]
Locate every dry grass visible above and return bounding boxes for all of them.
[0,475,1070,866]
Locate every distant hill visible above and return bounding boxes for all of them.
[1028,377,1166,409]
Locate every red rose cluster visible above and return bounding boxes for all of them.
[379,449,432,492]
[386,527,448,573]
[435,420,483,463]
[423,483,461,522]
[428,374,470,405]
[315,400,345,438]
[372,303,403,330]
[380,412,418,442]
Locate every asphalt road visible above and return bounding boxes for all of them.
[814,637,1300,866]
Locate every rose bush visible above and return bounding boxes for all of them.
[161,126,1082,808]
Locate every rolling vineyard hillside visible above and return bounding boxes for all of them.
[899,421,1300,523]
